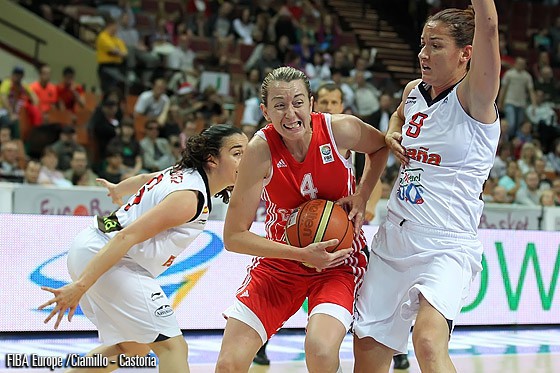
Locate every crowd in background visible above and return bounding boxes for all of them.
[1,0,560,214]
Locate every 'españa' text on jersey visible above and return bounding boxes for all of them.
[390,82,500,234]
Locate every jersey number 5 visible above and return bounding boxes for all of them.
[405,112,428,138]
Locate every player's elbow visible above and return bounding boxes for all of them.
[222,230,241,253]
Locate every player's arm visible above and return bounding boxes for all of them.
[39,190,199,328]
[460,0,500,123]
[386,79,420,165]
[223,136,350,268]
[331,114,388,231]
[97,172,160,205]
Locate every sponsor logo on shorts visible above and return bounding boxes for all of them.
[151,292,163,301]
[154,305,174,317]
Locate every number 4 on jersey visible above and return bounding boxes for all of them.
[300,173,318,199]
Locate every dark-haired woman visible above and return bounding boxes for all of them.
[353,1,501,372]
[39,125,248,372]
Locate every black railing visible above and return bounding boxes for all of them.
[0,17,47,62]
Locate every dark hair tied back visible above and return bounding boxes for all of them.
[174,124,243,204]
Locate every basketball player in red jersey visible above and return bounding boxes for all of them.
[216,66,388,373]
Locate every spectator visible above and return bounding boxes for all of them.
[50,126,86,171]
[540,189,556,207]
[499,31,515,78]
[96,16,128,93]
[0,66,39,138]
[233,7,255,45]
[170,82,201,119]
[133,78,170,127]
[492,185,511,204]
[107,117,143,174]
[117,11,160,87]
[499,160,523,200]
[292,34,315,66]
[534,66,559,104]
[0,123,27,170]
[491,142,512,180]
[535,158,553,190]
[498,57,537,139]
[238,69,261,103]
[89,89,123,169]
[329,68,354,109]
[250,43,282,77]
[167,34,198,93]
[139,119,175,172]
[517,142,538,175]
[513,120,533,146]
[526,89,559,154]
[0,140,24,182]
[64,149,99,186]
[331,50,352,77]
[243,28,266,72]
[23,159,41,184]
[240,93,264,139]
[316,13,341,52]
[350,57,373,81]
[37,147,72,187]
[29,64,59,118]
[515,171,541,206]
[531,51,552,82]
[275,35,292,66]
[532,28,552,53]
[352,71,380,122]
[552,178,560,205]
[546,138,560,174]
[305,52,331,92]
[56,66,85,115]
[178,114,199,148]
[97,148,133,184]
[208,1,235,45]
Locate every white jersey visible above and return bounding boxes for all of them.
[93,166,211,277]
[388,82,500,234]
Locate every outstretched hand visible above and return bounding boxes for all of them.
[385,132,409,166]
[337,194,366,235]
[96,178,123,205]
[301,239,352,271]
[38,283,85,329]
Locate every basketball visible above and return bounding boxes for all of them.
[285,199,354,252]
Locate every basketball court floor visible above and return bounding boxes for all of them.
[1,327,560,372]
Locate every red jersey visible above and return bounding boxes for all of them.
[255,112,368,275]
[57,83,85,113]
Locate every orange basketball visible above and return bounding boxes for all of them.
[285,199,354,252]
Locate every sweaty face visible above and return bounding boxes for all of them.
[418,21,468,88]
[261,80,313,140]
[217,133,248,186]
[315,89,344,114]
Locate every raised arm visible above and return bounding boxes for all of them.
[461,0,500,123]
